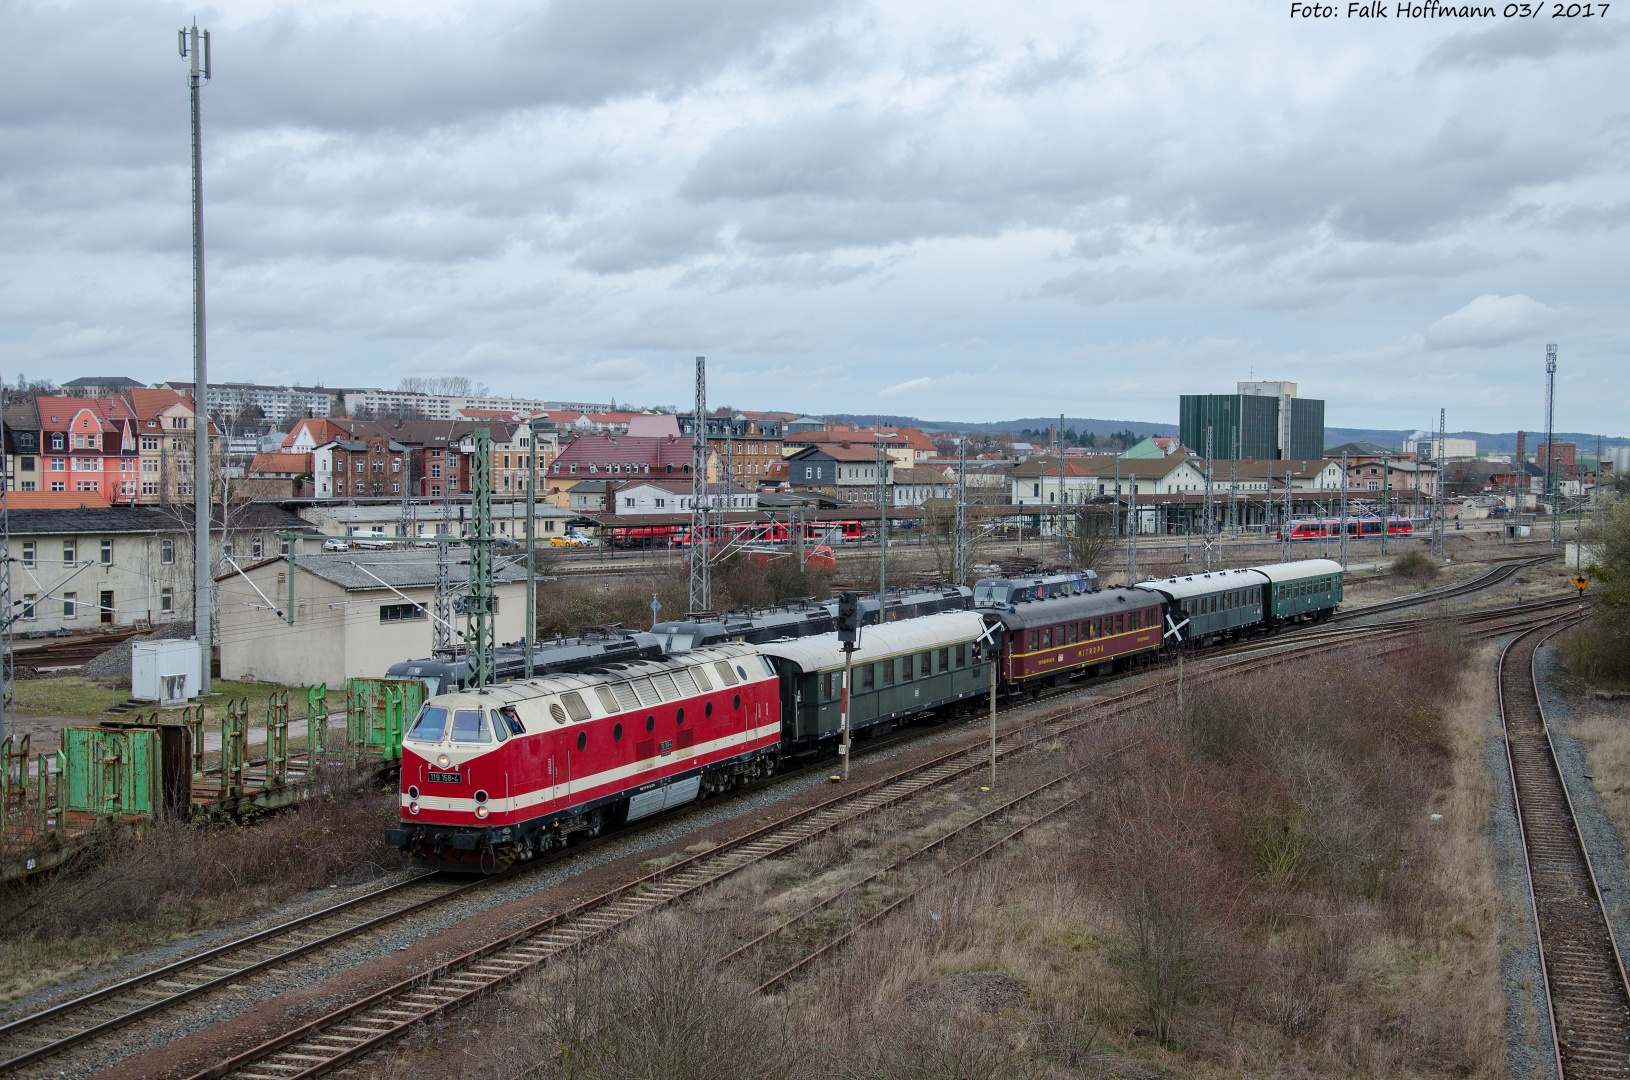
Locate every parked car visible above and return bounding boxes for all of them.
[548,533,594,548]
[323,538,351,552]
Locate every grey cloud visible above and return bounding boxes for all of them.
[0,0,834,134]
[568,204,726,273]
[1422,19,1626,70]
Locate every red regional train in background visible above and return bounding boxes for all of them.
[1281,517,1415,541]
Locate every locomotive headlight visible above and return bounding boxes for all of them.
[475,805,490,819]
[437,753,451,768]
[408,801,420,815]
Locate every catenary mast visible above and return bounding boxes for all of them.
[181,21,213,694]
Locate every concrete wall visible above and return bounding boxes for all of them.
[218,560,527,688]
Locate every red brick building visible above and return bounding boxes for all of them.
[1535,441,1576,478]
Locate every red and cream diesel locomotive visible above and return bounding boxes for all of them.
[386,643,782,871]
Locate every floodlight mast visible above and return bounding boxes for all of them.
[181,20,213,694]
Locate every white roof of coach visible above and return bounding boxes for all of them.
[1247,558,1347,583]
[758,610,990,673]
[1132,566,1268,603]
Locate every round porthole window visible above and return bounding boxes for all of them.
[646,715,655,732]
[676,708,685,726]
[577,731,586,751]
[705,701,713,717]
[613,722,623,742]
[733,693,741,710]
[736,665,747,680]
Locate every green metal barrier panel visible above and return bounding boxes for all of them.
[60,727,162,817]
[347,678,427,763]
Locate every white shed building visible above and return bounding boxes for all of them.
[217,549,529,689]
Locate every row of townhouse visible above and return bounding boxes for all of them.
[2,389,218,506]
[256,418,562,500]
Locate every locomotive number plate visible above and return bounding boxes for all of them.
[426,771,462,784]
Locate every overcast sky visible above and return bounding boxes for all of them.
[1,0,1625,433]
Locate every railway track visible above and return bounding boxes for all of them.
[1331,553,1554,622]
[0,873,481,1077]
[1500,623,1630,1079]
[0,596,1572,1078]
[11,627,148,669]
[182,607,1559,1080]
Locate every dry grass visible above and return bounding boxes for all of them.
[0,766,404,1004]
[1558,624,1630,689]
[1568,700,1630,845]
[370,632,1503,1079]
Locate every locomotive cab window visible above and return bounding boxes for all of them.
[450,709,491,743]
[408,706,448,741]
[499,707,525,736]
[489,710,508,742]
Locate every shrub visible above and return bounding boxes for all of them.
[1391,549,1438,581]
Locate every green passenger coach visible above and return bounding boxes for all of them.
[759,611,993,748]
[1249,558,1345,623]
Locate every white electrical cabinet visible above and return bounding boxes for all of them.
[132,639,203,705]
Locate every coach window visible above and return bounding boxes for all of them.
[921,651,933,677]
[901,653,913,680]
[1028,630,1039,651]
[882,658,894,685]
[1067,623,1078,644]
[1116,614,1125,634]
[955,643,966,668]
[938,647,949,673]
[862,664,875,691]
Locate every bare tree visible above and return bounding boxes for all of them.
[1063,505,1117,573]
[396,376,492,398]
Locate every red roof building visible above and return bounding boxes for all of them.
[546,435,700,496]
[35,396,140,504]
